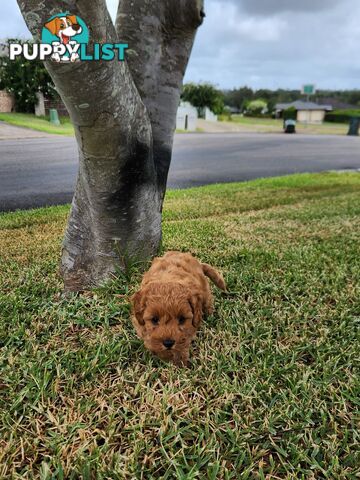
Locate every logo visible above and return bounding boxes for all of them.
[42,12,88,62]
[9,12,128,63]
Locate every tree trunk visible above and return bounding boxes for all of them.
[17,0,204,291]
[116,0,205,201]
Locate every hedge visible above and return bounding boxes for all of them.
[325,109,360,123]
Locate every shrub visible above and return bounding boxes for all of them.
[325,109,360,123]
[283,106,297,121]
[244,99,268,117]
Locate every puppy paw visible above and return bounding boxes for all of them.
[173,359,189,368]
[173,353,190,368]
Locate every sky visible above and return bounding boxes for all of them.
[1,0,360,91]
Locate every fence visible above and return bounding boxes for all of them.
[0,90,15,113]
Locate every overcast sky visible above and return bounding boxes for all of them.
[2,0,360,90]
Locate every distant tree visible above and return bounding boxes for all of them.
[316,89,360,107]
[255,89,272,101]
[223,87,360,114]
[0,39,56,113]
[255,89,283,113]
[223,86,254,111]
[347,91,360,106]
[181,82,224,115]
[275,89,299,104]
[244,99,268,117]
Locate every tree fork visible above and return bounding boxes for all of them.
[17,0,204,291]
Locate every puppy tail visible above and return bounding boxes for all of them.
[202,263,227,291]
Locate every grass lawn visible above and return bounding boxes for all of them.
[0,172,359,478]
[0,113,74,136]
[0,113,197,136]
[219,115,349,136]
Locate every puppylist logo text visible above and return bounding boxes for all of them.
[9,12,128,63]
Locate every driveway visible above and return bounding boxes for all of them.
[0,121,56,140]
[1,129,360,211]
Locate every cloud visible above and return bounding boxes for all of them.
[227,11,287,42]
[184,0,360,89]
[223,0,340,15]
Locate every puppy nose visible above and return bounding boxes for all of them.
[163,339,175,349]
[72,24,81,31]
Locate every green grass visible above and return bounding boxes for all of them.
[0,172,359,478]
[0,113,74,136]
[0,112,347,137]
[219,115,349,135]
[0,113,197,136]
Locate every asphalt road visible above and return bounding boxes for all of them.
[1,132,360,212]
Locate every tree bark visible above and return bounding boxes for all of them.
[17,0,204,291]
[116,0,205,200]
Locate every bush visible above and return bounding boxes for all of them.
[244,99,268,117]
[325,109,360,123]
[283,106,297,121]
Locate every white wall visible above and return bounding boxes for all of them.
[297,110,326,124]
[176,102,198,131]
[205,107,218,122]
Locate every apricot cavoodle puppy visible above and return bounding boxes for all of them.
[131,251,226,366]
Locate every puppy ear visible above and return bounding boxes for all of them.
[131,290,146,326]
[44,18,59,36]
[67,15,78,25]
[188,292,203,328]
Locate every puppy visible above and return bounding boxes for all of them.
[131,252,226,366]
[44,15,82,62]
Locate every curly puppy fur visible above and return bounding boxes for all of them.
[131,251,226,366]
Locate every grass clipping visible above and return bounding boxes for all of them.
[0,172,359,479]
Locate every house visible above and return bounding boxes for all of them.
[275,100,333,124]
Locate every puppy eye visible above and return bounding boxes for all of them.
[60,24,65,29]
[178,316,186,325]
[151,317,159,325]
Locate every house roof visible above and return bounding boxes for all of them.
[318,98,359,110]
[226,106,241,113]
[275,101,333,111]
